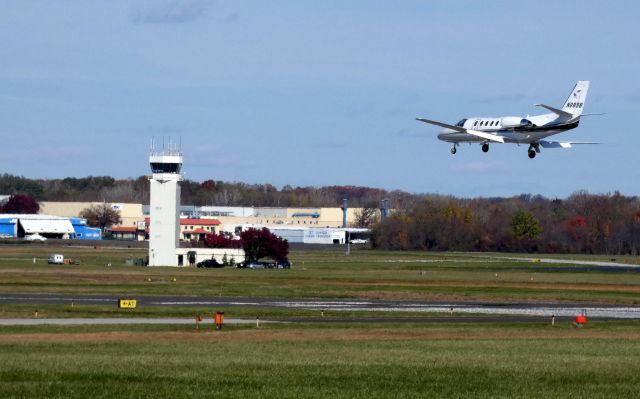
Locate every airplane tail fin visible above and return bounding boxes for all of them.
[561,81,590,117]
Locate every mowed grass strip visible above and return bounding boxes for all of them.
[0,325,639,398]
[2,245,640,303]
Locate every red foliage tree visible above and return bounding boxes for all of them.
[204,232,242,249]
[0,194,40,214]
[564,215,590,252]
[240,227,289,261]
[200,180,216,190]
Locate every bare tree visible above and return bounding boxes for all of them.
[353,206,379,228]
[79,204,122,230]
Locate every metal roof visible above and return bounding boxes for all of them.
[180,218,220,226]
[0,214,69,220]
[19,218,74,234]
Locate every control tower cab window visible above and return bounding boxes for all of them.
[455,119,467,127]
[151,163,181,173]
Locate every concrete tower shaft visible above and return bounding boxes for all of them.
[148,151,182,266]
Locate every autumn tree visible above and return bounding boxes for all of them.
[352,205,379,228]
[240,227,289,261]
[204,232,242,249]
[371,214,411,250]
[0,194,40,214]
[564,215,590,252]
[79,204,122,230]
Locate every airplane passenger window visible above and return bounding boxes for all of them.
[474,121,478,126]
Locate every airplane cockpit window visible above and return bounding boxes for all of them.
[455,119,467,127]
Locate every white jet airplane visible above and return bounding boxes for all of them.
[416,81,597,158]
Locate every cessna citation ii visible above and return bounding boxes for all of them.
[416,81,596,158]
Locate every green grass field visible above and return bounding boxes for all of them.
[1,243,640,304]
[1,322,640,398]
[1,243,640,397]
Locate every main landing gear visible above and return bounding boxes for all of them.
[527,143,540,159]
[451,144,457,155]
[481,143,489,153]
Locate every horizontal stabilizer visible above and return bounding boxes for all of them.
[535,104,573,118]
[539,140,600,149]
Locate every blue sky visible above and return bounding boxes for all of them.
[1,1,638,197]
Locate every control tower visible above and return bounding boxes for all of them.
[148,144,182,266]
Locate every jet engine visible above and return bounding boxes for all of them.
[501,116,534,128]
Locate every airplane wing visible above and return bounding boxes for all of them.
[415,118,465,132]
[539,140,600,149]
[535,104,573,118]
[415,117,505,143]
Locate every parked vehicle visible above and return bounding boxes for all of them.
[196,258,222,268]
[238,260,269,269]
[275,260,291,269]
[26,234,47,242]
[47,254,64,264]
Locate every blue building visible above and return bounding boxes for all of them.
[0,216,17,239]
[0,215,101,240]
[70,218,102,240]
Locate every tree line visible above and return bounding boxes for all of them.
[371,192,640,255]
[0,173,407,207]
[2,174,639,255]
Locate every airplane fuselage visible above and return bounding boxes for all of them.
[437,115,580,145]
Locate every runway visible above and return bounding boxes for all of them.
[1,293,639,320]
[0,317,260,326]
